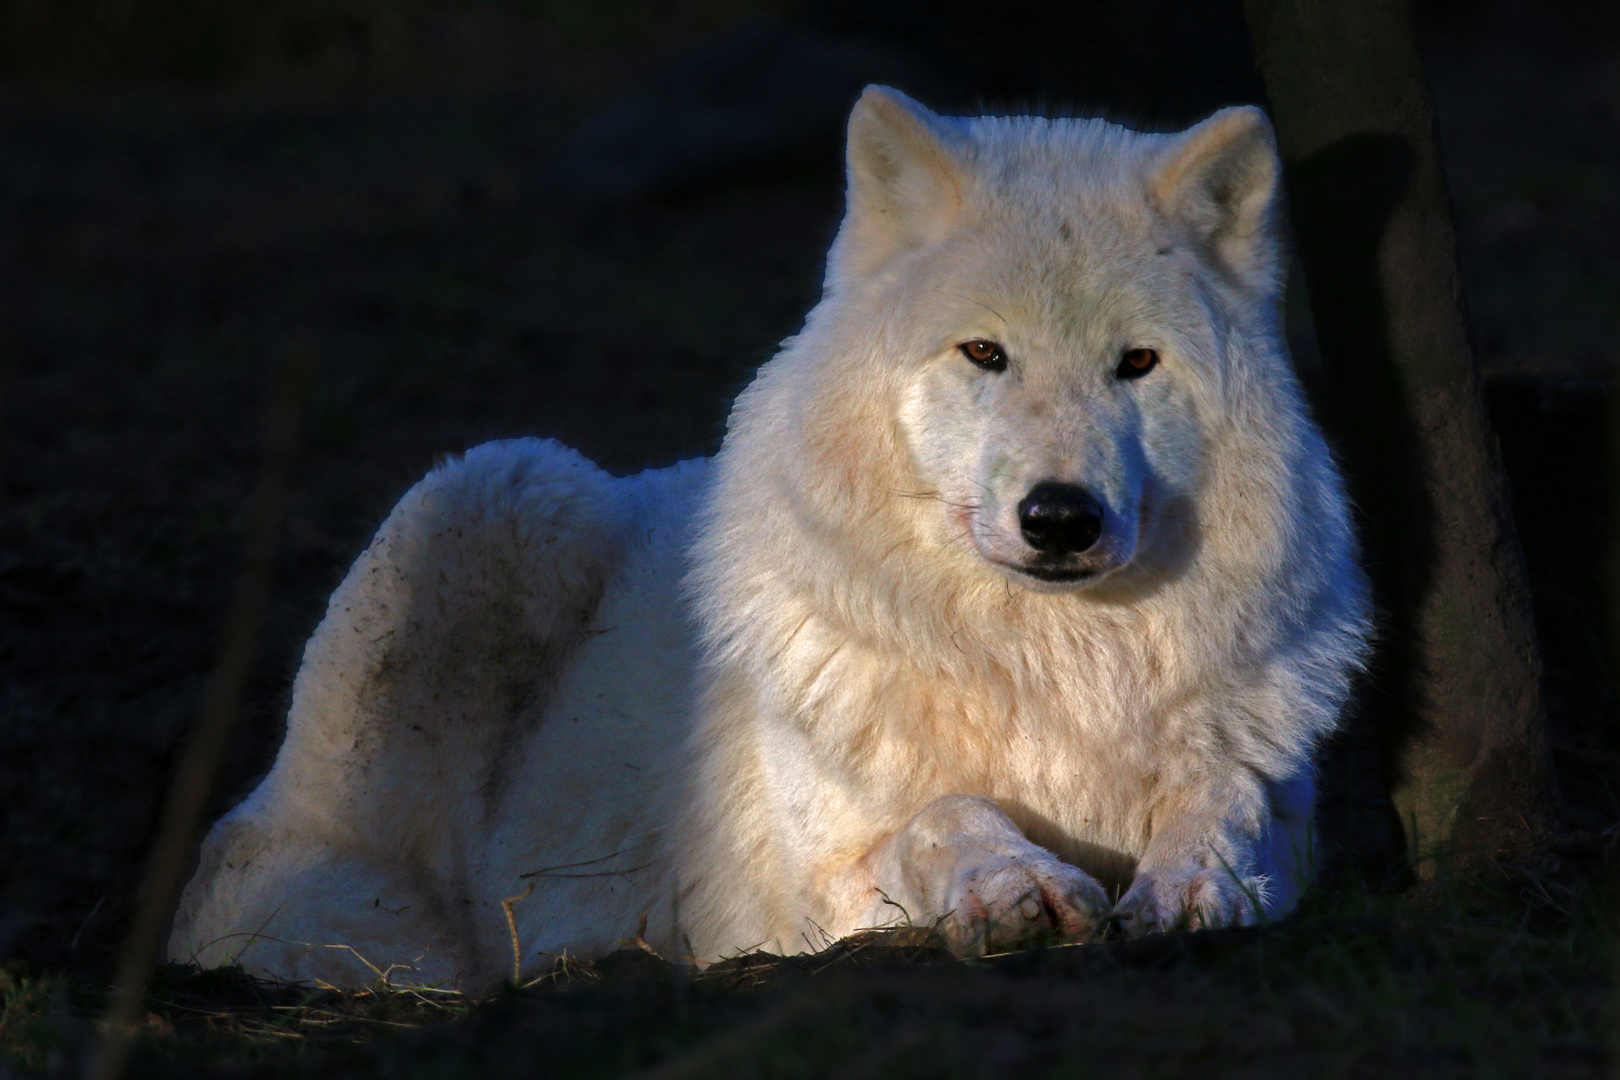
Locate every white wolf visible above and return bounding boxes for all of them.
[171,87,1370,988]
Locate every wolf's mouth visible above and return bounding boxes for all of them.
[1013,563,1098,584]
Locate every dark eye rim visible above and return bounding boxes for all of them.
[958,339,1008,372]
[1116,347,1160,380]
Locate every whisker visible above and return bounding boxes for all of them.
[889,488,983,513]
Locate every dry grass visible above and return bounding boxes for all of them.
[3,863,1614,1078]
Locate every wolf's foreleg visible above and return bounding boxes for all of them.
[1111,768,1304,934]
[853,795,1111,955]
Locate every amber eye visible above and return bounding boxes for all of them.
[959,339,1008,372]
[1116,347,1159,380]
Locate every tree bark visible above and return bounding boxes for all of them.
[1241,0,1552,867]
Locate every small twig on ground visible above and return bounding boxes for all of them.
[518,841,655,880]
[874,888,912,926]
[502,882,537,984]
[620,911,661,956]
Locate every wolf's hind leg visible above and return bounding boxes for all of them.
[260,437,629,830]
[173,811,470,986]
[173,438,632,983]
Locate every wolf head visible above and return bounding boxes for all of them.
[708,84,1331,646]
[775,87,1291,597]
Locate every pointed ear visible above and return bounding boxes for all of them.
[826,86,964,286]
[1147,106,1284,295]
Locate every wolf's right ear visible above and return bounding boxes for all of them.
[826,86,964,286]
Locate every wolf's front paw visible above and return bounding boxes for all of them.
[1112,866,1267,936]
[938,853,1109,955]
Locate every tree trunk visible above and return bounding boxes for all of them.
[1241,0,1552,867]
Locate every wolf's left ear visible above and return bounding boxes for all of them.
[1147,106,1284,295]
[827,86,964,286]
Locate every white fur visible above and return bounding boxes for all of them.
[171,88,1370,987]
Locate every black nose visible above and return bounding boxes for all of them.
[1018,481,1105,555]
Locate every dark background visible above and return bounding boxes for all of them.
[0,0,1615,985]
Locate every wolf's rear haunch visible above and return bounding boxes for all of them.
[171,87,1370,989]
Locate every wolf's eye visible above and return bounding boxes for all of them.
[1116,348,1159,380]
[959,339,1008,372]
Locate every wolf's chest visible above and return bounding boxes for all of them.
[781,630,1160,849]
